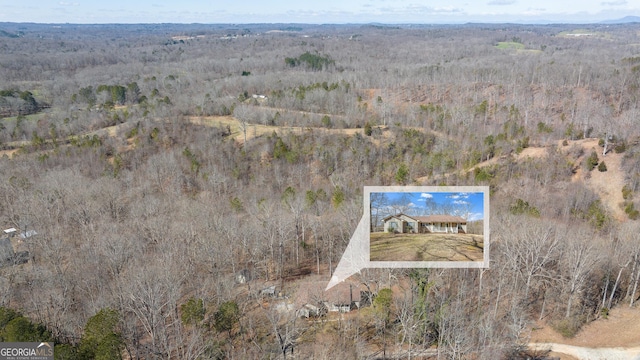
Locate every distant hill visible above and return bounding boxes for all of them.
[600,16,640,24]
[0,29,20,38]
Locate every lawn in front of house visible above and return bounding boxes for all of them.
[370,232,484,262]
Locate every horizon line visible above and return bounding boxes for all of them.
[0,18,639,27]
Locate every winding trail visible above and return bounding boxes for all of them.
[529,343,640,360]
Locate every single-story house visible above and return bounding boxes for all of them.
[382,214,467,234]
[295,279,371,315]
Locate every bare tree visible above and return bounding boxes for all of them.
[499,217,562,301]
[233,103,252,143]
[369,192,388,232]
[265,305,304,359]
[121,257,185,358]
[561,229,599,318]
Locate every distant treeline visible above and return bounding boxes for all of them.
[0,89,47,118]
[285,52,334,71]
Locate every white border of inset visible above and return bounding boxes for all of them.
[365,185,489,269]
[326,185,490,290]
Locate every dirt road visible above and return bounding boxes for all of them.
[530,343,640,360]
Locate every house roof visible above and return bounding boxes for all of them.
[382,214,405,221]
[415,215,467,223]
[382,213,467,223]
[381,213,421,222]
[295,281,362,307]
[19,230,37,239]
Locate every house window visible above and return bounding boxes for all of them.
[406,222,414,231]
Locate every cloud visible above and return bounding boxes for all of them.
[420,193,433,198]
[378,5,464,15]
[523,7,547,15]
[467,212,484,221]
[448,192,470,199]
[59,1,79,6]
[283,9,356,19]
[487,0,517,5]
[408,202,417,207]
[453,200,470,205]
[601,0,627,5]
[431,7,464,14]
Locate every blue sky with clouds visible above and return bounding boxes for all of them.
[0,0,636,24]
[373,191,485,221]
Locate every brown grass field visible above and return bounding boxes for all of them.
[370,232,484,262]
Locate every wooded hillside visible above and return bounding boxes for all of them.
[1,22,640,359]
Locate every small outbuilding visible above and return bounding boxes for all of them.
[19,230,37,239]
[2,228,16,237]
[260,285,277,297]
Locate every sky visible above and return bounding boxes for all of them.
[372,192,485,221]
[0,0,637,24]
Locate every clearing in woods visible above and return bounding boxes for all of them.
[191,116,628,224]
[416,137,627,222]
[188,115,371,144]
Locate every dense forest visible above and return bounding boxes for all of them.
[1,22,640,359]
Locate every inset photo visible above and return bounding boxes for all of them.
[367,186,488,266]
